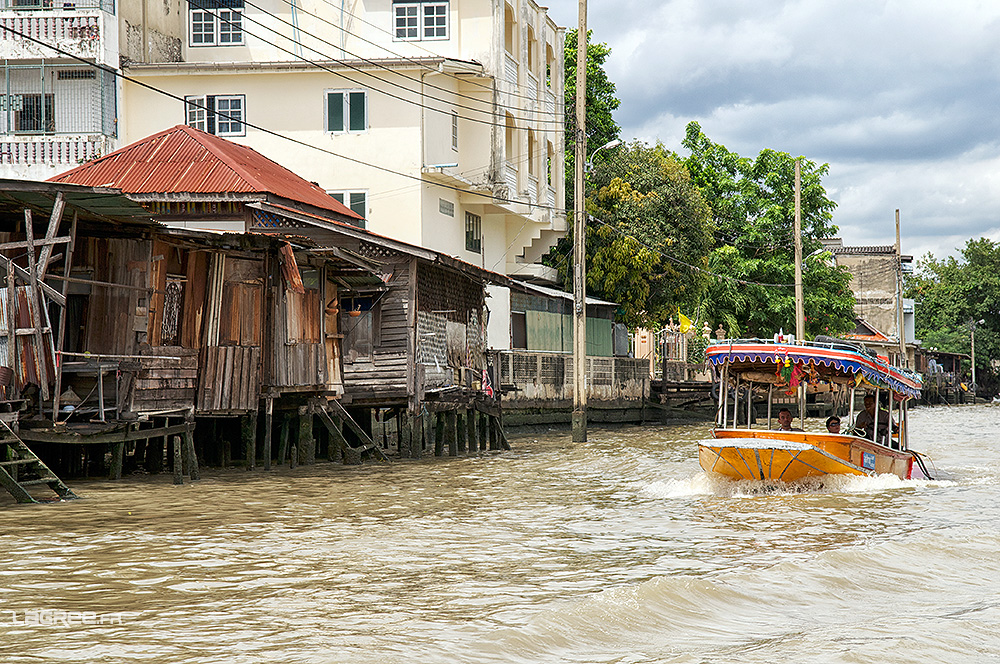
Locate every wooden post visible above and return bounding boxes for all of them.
[410,412,422,459]
[298,405,315,465]
[22,209,50,402]
[242,411,257,470]
[290,443,298,469]
[184,426,200,481]
[172,435,183,484]
[434,411,444,457]
[109,442,124,480]
[467,408,478,455]
[479,412,488,451]
[456,409,466,453]
[400,411,412,458]
[488,415,498,450]
[277,414,289,465]
[445,409,458,456]
[6,261,16,387]
[263,397,273,471]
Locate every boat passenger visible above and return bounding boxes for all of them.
[854,395,896,443]
[776,408,802,432]
[825,416,841,433]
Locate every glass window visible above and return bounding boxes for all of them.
[189,4,244,46]
[393,0,448,41]
[465,211,482,254]
[329,191,368,227]
[185,94,245,136]
[451,111,458,151]
[326,90,367,133]
[190,11,216,45]
[394,4,419,40]
[218,10,243,44]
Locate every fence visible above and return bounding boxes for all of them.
[0,62,115,137]
[497,350,650,405]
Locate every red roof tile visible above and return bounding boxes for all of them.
[49,125,361,221]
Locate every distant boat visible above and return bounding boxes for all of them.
[698,338,933,482]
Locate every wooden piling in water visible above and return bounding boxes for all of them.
[242,412,257,470]
[467,409,477,455]
[290,444,298,469]
[110,442,124,480]
[479,412,488,451]
[172,435,183,484]
[263,398,273,471]
[298,406,315,465]
[456,409,467,454]
[446,409,458,456]
[434,411,445,457]
[184,428,200,481]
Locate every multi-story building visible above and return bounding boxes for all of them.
[116,0,566,349]
[0,0,120,179]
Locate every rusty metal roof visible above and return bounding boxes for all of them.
[49,125,362,221]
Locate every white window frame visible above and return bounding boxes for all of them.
[393,0,449,41]
[325,90,368,134]
[451,111,458,151]
[189,7,244,46]
[328,190,368,226]
[465,211,482,254]
[184,94,246,137]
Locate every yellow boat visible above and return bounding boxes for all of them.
[699,338,933,482]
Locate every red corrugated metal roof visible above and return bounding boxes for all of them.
[49,125,361,221]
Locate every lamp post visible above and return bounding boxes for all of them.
[970,318,985,393]
[586,139,622,172]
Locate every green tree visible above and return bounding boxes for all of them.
[549,141,713,328]
[564,29,621,209]
[681,122,856,338]
[907,238,1000,390]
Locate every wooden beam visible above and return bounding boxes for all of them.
[0,254,65,307]
[23,209,49,401]
[35,191,65,282]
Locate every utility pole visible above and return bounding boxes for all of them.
[572,0,588,442]
[793,159,804,428]
[793,159,804,342]
[895,209,906,367]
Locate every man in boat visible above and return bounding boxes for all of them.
[776,408,803,432]
[854,394,896,443]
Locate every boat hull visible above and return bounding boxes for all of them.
[699,429,915,482]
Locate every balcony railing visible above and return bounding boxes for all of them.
[1,0,112,10]
[0,136,103,164]
[504,161,517,197]
[504,52,517,87]
[0,63,116,137]
[546,186,555,209]
[527,175,538,203]
[544,90,555,117]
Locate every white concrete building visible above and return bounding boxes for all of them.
[0,0,122,180]
[117,0,566,350]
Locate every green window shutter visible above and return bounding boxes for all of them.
[348,92,366,131]
[327,92,344,132]
[349,192,366,218]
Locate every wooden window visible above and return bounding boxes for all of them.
[218,282,262,346]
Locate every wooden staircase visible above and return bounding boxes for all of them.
[0,430,78,504]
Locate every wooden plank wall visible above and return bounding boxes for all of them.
[82,237,149,356]
[129,346,199,414]
[197,345,261,412]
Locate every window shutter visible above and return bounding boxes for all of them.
[348,92,366,132]
[327,92,344,132]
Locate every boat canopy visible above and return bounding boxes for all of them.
[706,339,923,399]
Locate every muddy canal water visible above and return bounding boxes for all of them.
[1,405,998,663]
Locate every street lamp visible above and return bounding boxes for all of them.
[970,318,985,393]
[585,139,622,172]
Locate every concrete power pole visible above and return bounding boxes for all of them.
[572,0,588,442]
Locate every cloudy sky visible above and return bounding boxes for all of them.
[543,0,1000,261]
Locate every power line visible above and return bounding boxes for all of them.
[189,1,565,131]
[0,23,568,216]
[269,0,565,113]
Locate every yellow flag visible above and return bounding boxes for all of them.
[678,312,692,333]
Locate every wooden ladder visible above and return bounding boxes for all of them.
[0,429,78,504]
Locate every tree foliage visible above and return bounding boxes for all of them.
[907,238,1000,390]
[564,29,621,209]
[680,122,856,338]
[549,141,713,328]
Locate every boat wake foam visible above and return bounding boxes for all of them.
[641,472,952,498]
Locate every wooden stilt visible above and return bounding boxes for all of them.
[172,436,183,485]
[479,412,488,451]
[242,411,257,470]
[467,408,477,455]
[411,413,422,459]
[109,442,124,480]
[434,411,444,457]
[457,409,467,453]
[184,426,200,481]
[446,409,458,456]
[290,444,298,469]
[263,397,273,471]
[278,414,289,465]
[298,406,315,465]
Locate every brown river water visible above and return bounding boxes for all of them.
[1,405,999,663]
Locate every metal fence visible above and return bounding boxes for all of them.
[1,0,114,11]
[0,62,115,136]
[497,350,650,404]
